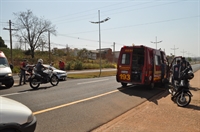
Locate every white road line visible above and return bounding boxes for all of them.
[1,92,28,97]
[77,79,109,85]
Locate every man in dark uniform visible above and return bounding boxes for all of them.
[172,59,181,85]
[180,57,193,72]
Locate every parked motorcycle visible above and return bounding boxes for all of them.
[169,67,194,107]
[29,66,59,89]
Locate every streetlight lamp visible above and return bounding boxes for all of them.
[90,10,110,77]
[150,36,162,49]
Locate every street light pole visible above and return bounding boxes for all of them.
[98,10,101,77]
[90,10,110,77]
[171,45,179,56]
[150,36,162,49]
[180,49,187,57]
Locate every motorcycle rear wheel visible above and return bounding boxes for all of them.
[50,75,59,86]
[176,92,191,107]
[29,78,40,89]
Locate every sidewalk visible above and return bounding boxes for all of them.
[93,70,200,132]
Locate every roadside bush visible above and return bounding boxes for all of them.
[102,63,116,68]
[74,60,83,70]
[66,62,71,70]
[12,66,20,73]
[83,63,99,69]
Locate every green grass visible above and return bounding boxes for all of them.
[68,71,116,79]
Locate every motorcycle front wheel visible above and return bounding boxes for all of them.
[29,78,40,89]
[176,92,191,107]
[50,75,59,86]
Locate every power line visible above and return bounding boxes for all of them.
[51,0,132,20]
[64,15,199,35]
[53,0,184,25]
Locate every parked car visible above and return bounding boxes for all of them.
[43,64,67,81]
[0,96,37,132]
[0,51,14,88]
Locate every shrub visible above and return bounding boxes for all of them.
[74,60,83,70]
[66,62,71,70]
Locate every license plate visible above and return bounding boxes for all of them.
[121,70,128,74]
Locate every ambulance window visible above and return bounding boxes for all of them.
[154,55,161,65]
[0,57,9,66]
[121,53,130,65]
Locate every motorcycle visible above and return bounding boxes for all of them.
[18,65,34,82]
[29,66,59,89]
[169,67,194,107]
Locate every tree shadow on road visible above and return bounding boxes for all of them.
[118,84,169,105]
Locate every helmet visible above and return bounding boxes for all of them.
[38,59,43,64]
[187,70,194,80]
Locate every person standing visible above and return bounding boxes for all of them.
[19,59,27,85]
[59,60,65,70]
[180,57,193,72]
[172,59,181,85]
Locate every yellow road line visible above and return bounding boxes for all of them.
[33,90,119,115]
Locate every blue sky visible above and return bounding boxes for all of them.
[0,0,199,57]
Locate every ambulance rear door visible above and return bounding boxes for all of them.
[116,47,133,85]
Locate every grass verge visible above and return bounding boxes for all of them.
[68,71,116,79]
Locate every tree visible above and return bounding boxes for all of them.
[77,48,89,60]
[13,10,56,58]
[0,36,7,48]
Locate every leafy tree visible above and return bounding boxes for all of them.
[13,10,56,58]
[77,48,88,60]
[0,36,7,48]
[187,57,192,62]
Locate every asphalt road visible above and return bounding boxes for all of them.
[0,76,164,132]
[1,64,199,132]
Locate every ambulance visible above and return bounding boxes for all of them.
[116,45,169,88]
[0,51,14,88]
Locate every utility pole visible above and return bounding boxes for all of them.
[180,49,187,57]
[48,31,51,63]
[112,42,115,62]
[187,52,191,58]
[3,20,18,64]
[150,36,162,49]
[171,45,179,56]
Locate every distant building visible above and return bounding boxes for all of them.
[52,47,120,62]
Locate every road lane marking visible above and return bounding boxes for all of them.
[77,79,109,85]
[1,92,28,97]
[33,89,118,115]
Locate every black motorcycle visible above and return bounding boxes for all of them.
[169,67,194,107]
[29,66,59,89]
